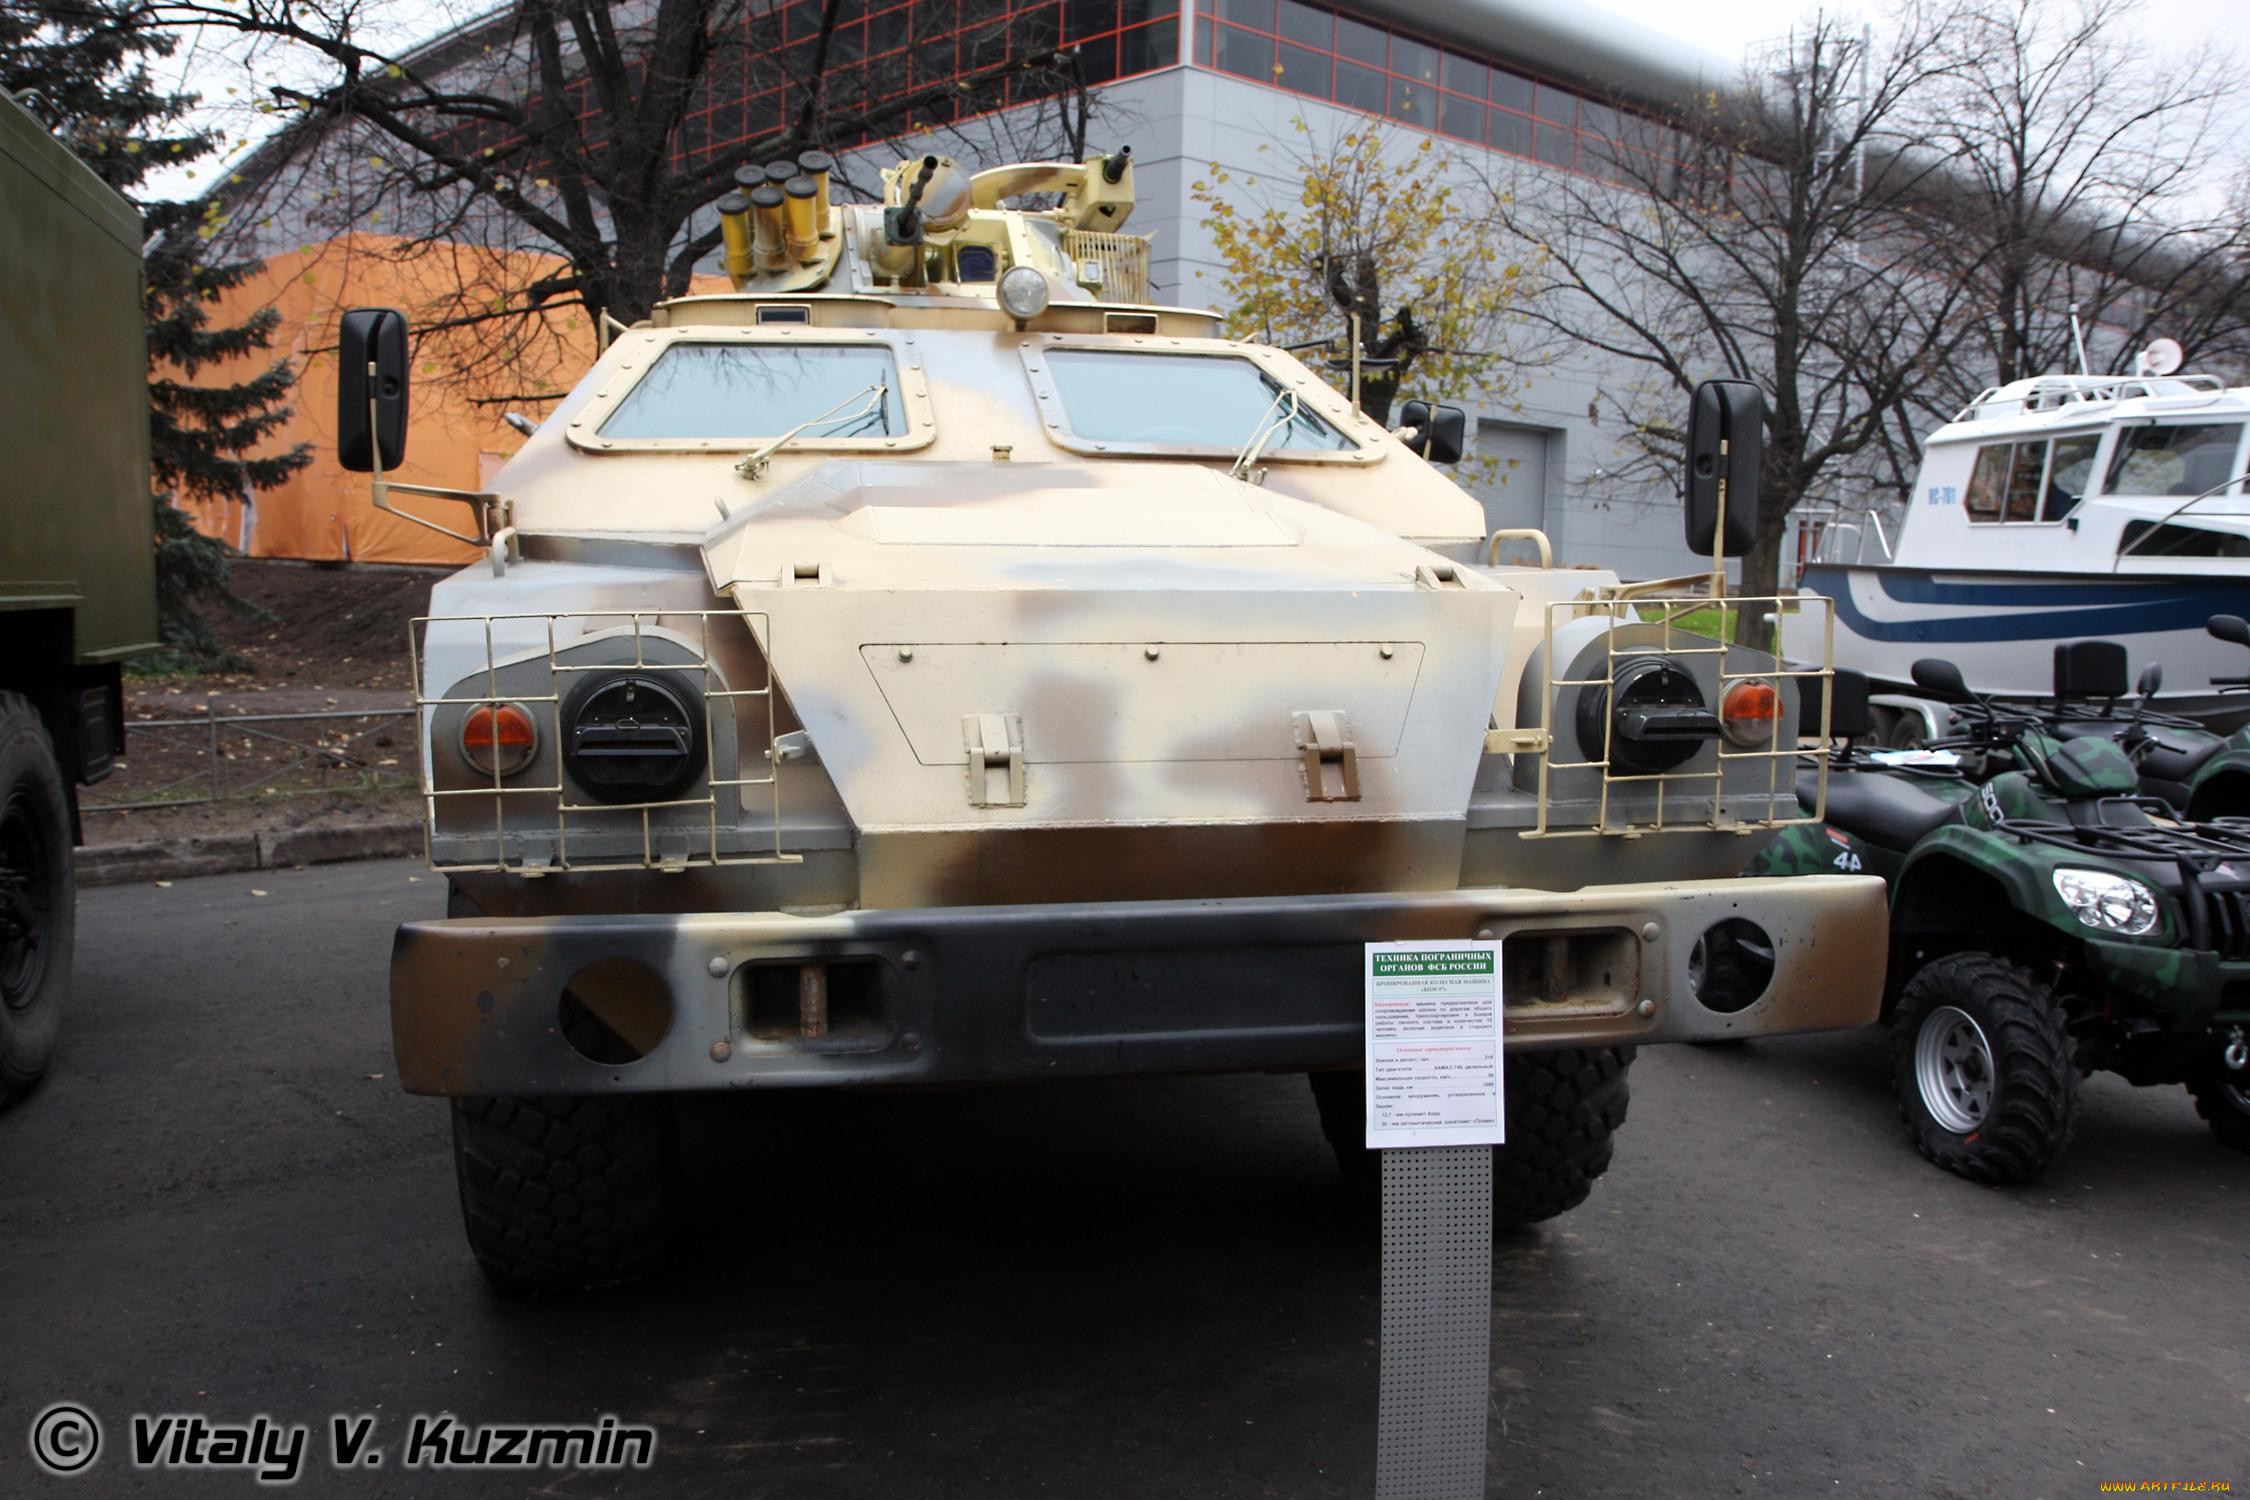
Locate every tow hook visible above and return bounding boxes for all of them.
[2226,1027,2249,1073]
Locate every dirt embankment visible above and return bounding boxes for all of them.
[89,560,448,848]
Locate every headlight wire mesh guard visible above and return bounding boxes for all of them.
[410,608,800,874]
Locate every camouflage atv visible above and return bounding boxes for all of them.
[1749,661,2250,1179]
[2029,619,2250,823]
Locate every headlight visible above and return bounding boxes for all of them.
[998,264,1051,321]
[563,673,705,804]
[2052,867,2160,936]
[1575,658,1719,775]
[460,701,538,778]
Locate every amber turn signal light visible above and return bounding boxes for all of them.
[462,702,538,777]
[1719,679,1780,746]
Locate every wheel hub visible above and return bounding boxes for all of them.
[1916,1004,1995,1135]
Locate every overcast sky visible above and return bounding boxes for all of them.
[1587,0,2250,63]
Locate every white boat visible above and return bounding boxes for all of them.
[1781,369,2250,732]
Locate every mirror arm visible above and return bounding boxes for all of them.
[1708,444,1727,601]
[366,368,499,546]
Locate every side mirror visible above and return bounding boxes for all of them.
[2211,614,2250,648]
[1909,657,1972,703]
[337,307,410,473]
[2137,663,2163,697]
[1684,379,1762,557]
[1398,399,1467,465]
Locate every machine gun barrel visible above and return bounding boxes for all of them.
[893,155,939,242]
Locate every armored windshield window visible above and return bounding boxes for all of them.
[2103,422,2245,497]
[598,343,903,441]
[1043,351,1353,452]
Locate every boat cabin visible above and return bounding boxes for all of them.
[1892,375,2250,573]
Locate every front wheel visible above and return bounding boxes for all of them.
[2187,1064,2250,1154]
[1309,1046,1633,1229]
[451,1094,677,1293]
[0,692,74,1110]
[1890,954,2078,1183]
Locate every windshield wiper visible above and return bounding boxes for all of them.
[735,377,890,482]
[1229,384,1302,481]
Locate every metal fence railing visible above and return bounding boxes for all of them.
[84,708,417,813]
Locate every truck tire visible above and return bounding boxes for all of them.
[2187,1067,2250,1155]
[0,692,73,1110]
[1309,1047,1634,1230]
[450,1094,676,1293]
[1890,953,2077,1183]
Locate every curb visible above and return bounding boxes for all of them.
[77,819,423,887]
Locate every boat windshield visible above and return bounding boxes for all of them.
[1964,434,2102,522]
[2103,422,2244,498]
[2118,521,2250,559]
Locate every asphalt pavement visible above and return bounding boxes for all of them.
[2,859,2244,1498]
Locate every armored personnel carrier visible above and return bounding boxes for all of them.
[356,149,1887,1291]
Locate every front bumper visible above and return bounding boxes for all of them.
[2082,937,2250,1019]
[389,875,1888,1096]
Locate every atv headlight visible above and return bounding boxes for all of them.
[2052,867,2160,936]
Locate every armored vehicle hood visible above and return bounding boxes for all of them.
[701,458,1517,897]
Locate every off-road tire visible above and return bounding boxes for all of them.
[1309,1046,1634,1230]
[451,1095,676,1293]
[2187,1067,2250,1154]
[1890,953,2077,1183]
[0,692,74,1110]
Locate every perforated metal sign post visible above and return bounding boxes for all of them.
[1364,942,1503,1500]
[1378,1146,1492,1498]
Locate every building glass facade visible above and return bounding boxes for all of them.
[698,0,1182,162]
[1193,0,1670,179]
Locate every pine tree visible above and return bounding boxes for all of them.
[2,0,310,667]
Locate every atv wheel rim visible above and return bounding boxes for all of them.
[1916,1005,1994,1135]
[0,789,50,1010]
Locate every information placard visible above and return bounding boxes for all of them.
[1363,941,1505,1150]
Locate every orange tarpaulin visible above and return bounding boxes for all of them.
[180,234,723,565]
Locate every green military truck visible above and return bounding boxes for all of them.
[0,88,161,1107]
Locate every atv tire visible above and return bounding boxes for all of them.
[1310,1046,1633,1230]
[451,1094,676,1293]
[2187,1067,2250,1155]
[1890,953,2077,1183]
[0,692,73,1110]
